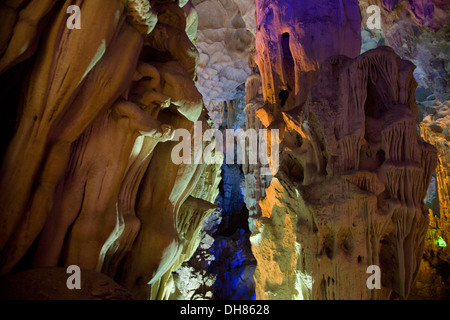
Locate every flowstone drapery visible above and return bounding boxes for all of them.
[0,0,221,300]
[250,0,437,300]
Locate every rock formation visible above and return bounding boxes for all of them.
[244,68,271,232]
[0,0,446,301]
[416,100,450,298]
[0,0,221,300]
[173,0,260,300]
[255,0,361,114]
[250,0,437,300]
[194,0,255,102]
[359,0,450,299]
[359,0,450,101]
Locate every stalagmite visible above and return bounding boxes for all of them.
[254,0,361,113]
[250,0,437,299]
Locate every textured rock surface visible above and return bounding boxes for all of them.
[0,267,133,300]
[360,27,385,54]
[211,232,256,300]
[184,0,260,298]
[379,0,449,30]
[255,0,361,113]
[359,0,450,101]
[244,69,271,232]
[171,208,221,300]
[0,0,221,300]
[359,0,450,300]
[418,100,450,298]
[250,7,437,297]
[207,96,257,300]
[409,259,450,299]
[193,0,255,102]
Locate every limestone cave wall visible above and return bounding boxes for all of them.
[250,0,440,300]
[0,0,448,301]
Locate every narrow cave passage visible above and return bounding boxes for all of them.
[209,98,257,300]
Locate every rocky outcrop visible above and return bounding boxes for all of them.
[193,0,255,102]
[180,0,259,300]
[0,267,133,300]
[359,0,450,299]
[171,208,222,300]
[252,46,437,300]
[255,0,361,114]
[244,69,271,232]
[0,0,445,302]
[378,0,449,30]
[250,0,436,300]
[0,0,221,300]
[417,100,450,298]
[359,0,450,101]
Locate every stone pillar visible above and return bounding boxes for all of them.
[250,0,436,300]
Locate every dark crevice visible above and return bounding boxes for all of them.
[281,32,295,105]
[279,90,289,107]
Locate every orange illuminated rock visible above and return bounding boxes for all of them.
[0,0,221,300]
[419,100,450,294]
[251,46,437,300]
